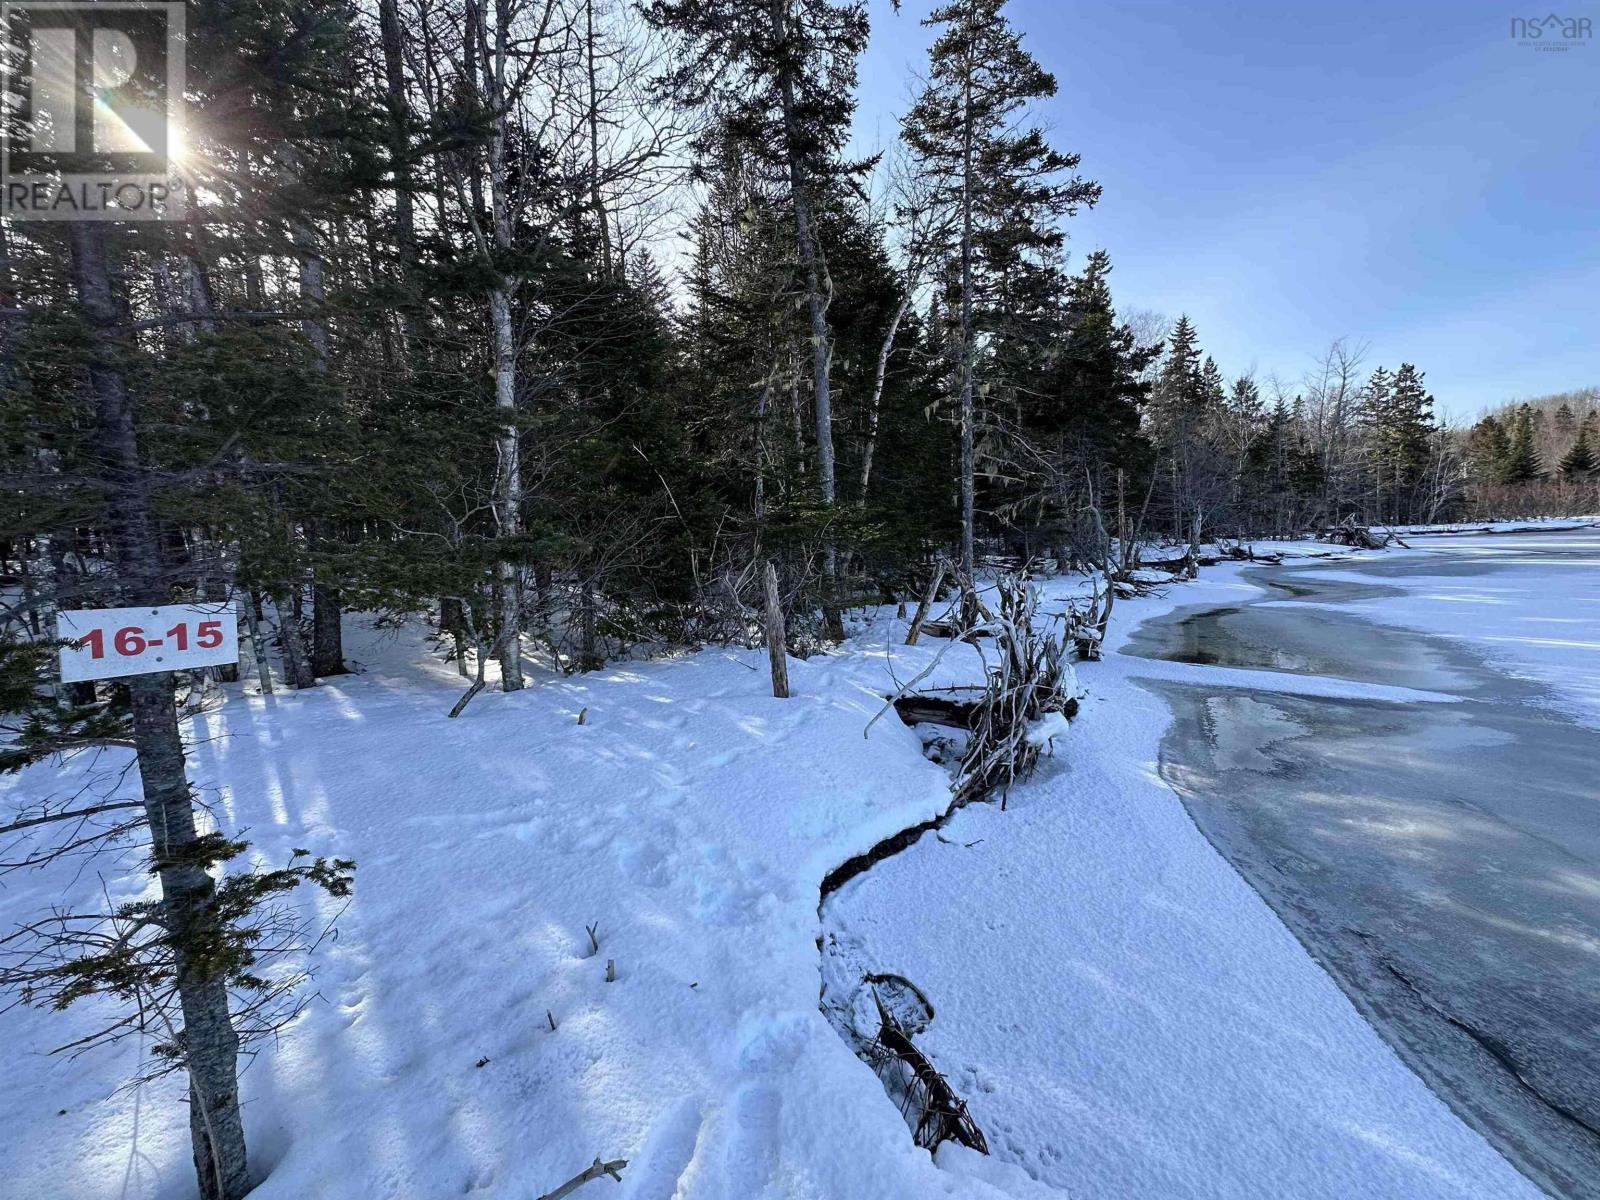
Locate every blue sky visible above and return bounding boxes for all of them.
[851,0,1598,420]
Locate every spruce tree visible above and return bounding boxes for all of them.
[1372,363,1435,521]
[900,0,1099,574]
[1467,414,1511,486]
[1053,249,1158,479]
[644,0,869,632]
[1004,249,1156,543]
[1559,416,1598,478]
[1198,357,1227,409]
[1501,403,1543,485]
[1152,315,1204,417]
[1148,315,1225,537]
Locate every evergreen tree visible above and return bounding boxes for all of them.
[998,249,1156,548]
[1198,356,1227,409]
[1228,376,1263,424]
[900,0,1099,573]
[1559,415,1598,478]
[1147,315,1229,537]
[1054,250,1159,478]
[1501,403,1543,484]
[1366,363,1435,522]
[1152,315,1204,418]
[1466,414,1511,486]
[645,0,869,631]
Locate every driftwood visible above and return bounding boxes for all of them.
[913,618,993,642]
[905,558,947,646]
[1318,516,1392,550]
[867,573,1077,811]
[952,575,1077,807]
[1071,502,1119,660]
[535,1156,627,1200]
[867,992,988,1155]
[1132,544,1284,575]
[892,692,984,729]
[1135,553,1198,573]
[892,688,1078,732]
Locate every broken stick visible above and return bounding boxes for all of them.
[536,1156,628,1200]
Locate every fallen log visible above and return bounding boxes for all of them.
[891,688,1078,731]
[869,992,989,1155]
[904,559,947,646]
[1318,516,1391,549]
[912,618,994,641]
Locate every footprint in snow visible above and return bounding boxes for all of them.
[736,1013,809,1073]
[617,841,671,888]
[719,1084,782,1199]
[622,1097,703,1200]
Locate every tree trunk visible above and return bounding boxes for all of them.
[905,558,946,647]
[275,592,316,690]
[379,0,415,260]
[68,223,250,1200]
[379,0,425,363]
[858,292,911,505]
[770,0,842,640]
[579,579,601,672]
[485,0,525,691]
[764,562,790,698]
[956,21,977,578]
[584,0,613,275]
[245,591,275,694]
[312,582,346,676]
[441,597,470,676]
[489,285,524,691]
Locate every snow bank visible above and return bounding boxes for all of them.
[3,616,1037,1200]
[0,546,1550,1200]
[824,566,1544,1200]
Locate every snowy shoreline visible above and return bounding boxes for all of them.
[3,524,1588,1200]
[821,533,1583,1200]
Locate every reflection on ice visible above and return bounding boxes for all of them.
[1201,695,1310,773]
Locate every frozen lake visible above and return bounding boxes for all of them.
[1126,529,1600,1199]
[822,528,1598,1200]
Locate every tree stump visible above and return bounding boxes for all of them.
[764,561,789,699]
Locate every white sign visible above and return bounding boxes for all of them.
[57,603,239,683]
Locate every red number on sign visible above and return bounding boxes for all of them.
[79,628,106,658]
[114,627,147,656]
[197,620,223,650]
[166,623,190,651]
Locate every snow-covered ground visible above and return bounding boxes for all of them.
[2,527,1583,1199]
[1376,516,1600,537]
